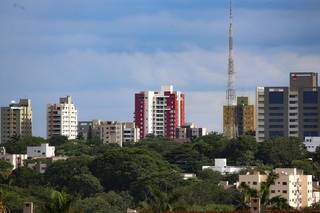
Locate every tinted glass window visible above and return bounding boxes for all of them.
[303,131,319,137]
[269,131,284,137]
[269,92,284,104]
[303,91,318,104]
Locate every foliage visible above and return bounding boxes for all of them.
[0,161,13,184]
[2,136,45,154]
[256,137,307,167]
[55,140,92,156]
[73,191,133,213]
[45,190,73,213]
[44,156,98,196]
[48,135,68,147]
[9,167,42,187]
[90,147,182,203]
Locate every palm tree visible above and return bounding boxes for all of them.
[239,171,291,212]
[45,190,73,213]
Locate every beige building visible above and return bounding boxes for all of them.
[92,120,140,147]
[0,99,32,144]
[239,168,314,209]
[223,96,256,139]
[176,123,207,142]
[47,96,78,140]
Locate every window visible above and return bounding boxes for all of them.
[253,182,257,185]
[271,190,275,193]
[282,190,287,194]
[303,91,318,104]
[269,119,284,122]
[269,92,284,104]
[282,182,287,185]
[270,113,283,116]
[269,131,284,137]
[269,125,284,128]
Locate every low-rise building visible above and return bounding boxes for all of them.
[0,147,27,170]
[182,173,196,180]
[26,156,67,173]
[304,137,320,152]
[27,143,55,158]
[176,123,207,142]
[239,168,314,209]
[202,158,245,175]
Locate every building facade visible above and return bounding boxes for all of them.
[202,158,245,175]
[176,123,207,142]
[0,99,32,144]
[256,72,320,142]
[223,96,256,139]
[239,168,314,209]
[0,147,27,170]
[81,120,140,146]
[27,143,55,158]
[47,96,78,140]
[134,85,185,139]
[77,121,93,140]
[304,136,320,152]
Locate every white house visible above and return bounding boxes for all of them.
[0,147,27,170]
[202,158,245,174]
[27,143,55,158]
[304,137,320,153]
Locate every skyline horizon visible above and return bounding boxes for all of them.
[1,0,319,137]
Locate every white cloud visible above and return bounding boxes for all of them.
[1,48,320,136]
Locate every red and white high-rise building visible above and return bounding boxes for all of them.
[134,85,185,139]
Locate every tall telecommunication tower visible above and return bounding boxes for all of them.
[226,0,236,106]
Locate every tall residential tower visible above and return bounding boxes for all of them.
[134,85,185,139]
[47,96,78,140]
[0,99,32,143]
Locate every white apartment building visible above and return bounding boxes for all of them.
[27,143,55,158]
[304,137,320,152]
[47,96,78,140]
[0,99,32,144]
[239,168,314,209]
[202,158,245,175]
[0,147,27,170]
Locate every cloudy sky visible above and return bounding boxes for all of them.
[0,0,320,137]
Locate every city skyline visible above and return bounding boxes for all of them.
[0,0,320,137]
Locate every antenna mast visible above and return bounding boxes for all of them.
[226,0,236,106]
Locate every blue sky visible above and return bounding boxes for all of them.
[0,0,320,137]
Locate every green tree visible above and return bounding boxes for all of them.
[48,135,68,146]
[2,136,45,154]
[0,161,13,184]
[69,173,103,197]
[73,191,133,213]
[44,156,96,196]
[45,190,73,213]
[256,137,307,167]
[9,167,42,187]
[90,147,182,203]
[224,135,258,166]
